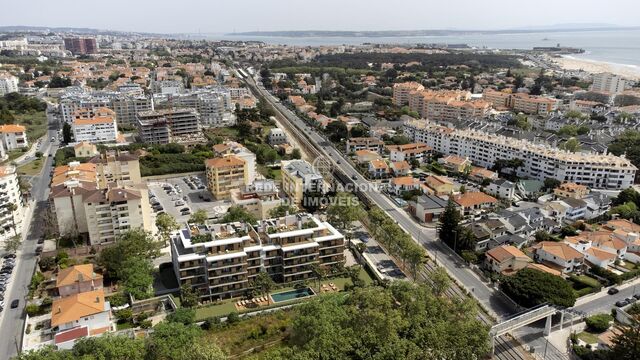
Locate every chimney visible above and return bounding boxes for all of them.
[95,296,100,303]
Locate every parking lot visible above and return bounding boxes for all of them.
[147,173,231,224]
[0,254,16,313]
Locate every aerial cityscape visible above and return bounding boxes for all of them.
[1,1,640,359]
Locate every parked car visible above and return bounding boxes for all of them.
[37,237,45,244]
[634,293,640,300]
[10,299,19,309]
[35,246,42,255]
[175,201,185,207]
[608,288,620,295]
[616,300,629,307]
[3,254,15,259]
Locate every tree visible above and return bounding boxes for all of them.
[48,76,71,88]
[325,121,348,143]
[500,268,577,307]
[438,198,461,247]
[156,213,179,246]
[189,209,208,225]
[145,321,204,360]
[560,137,581,153]
[543,178,562,191]
[268,204,298,218]
[98,229,161,278]
[251,271,276,304]
[166,307,196,325]
[428,267,451,296]
[291,148,301,159]
[585,314,613,333]
[62,122,73,143]
[72,335,146,360]
[610,321,640,360]
[222,206,256,224]
[4,233,22,253]
[326,192,365,230]
[118,257,154,300]
[609,130,640,174]
[180,284,199,308]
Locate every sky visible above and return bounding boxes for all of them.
[2,0,639,34]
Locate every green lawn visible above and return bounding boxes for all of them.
[571,275,602,288]
[622,262,638,271]
[17,158,44,176]
[116,321,135,331]
[258,164,281,181]
[577,331,600,345]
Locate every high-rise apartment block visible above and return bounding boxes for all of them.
[63,38,97,54]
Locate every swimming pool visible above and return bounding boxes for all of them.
[270,287,315,303]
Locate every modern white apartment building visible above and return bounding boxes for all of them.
[59,94,111,124]
[0,124,28,150]
[403,119,636,189]
[72,107,118,143]
[109,95,154,127]
[170,213,345,300]
[281,160,325,205]
[59,91,154,126]
[0,73,19,95]
[591,72,627,94]
[157,91,231,127]
[0,166,24,242]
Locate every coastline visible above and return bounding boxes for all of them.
[551,55,640,80]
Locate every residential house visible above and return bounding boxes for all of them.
[438,155,471,173]
[56,264,103,297]
[389,161,411,177]
[485,245,532,275]
[0,124,28,150]
[554,182,589,200]
[50,289,112,349]
[73,142,98,158]
[486,179,517,200]
[469,166,498,183]
[425,175,454,196]
[346,137,384,153]
[412,195,452,222]
[533,241,585,274]
[354,150,381,164]
[368,159,389,179]
[390,176,421,196]
[453,192,497,216]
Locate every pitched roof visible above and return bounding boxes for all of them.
[390,161,410,171]
[426,175,453,187]
[486,245,531,263]
[391,176,419,186]
[369,159,388,170]
[51,289,107,327]
[0,124,26,133]
[453,192,497,208]
[534,241,584,261]
[56,264,102,287]
[585,247,617,262]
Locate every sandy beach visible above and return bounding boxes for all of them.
[551,55,640,80]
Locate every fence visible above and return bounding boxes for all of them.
[40,243,114,259]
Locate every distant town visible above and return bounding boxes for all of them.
[0,27,639,360]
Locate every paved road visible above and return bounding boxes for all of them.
[0,106,59,358]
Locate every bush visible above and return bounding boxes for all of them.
[166,307,195,325]
[226,312,240,324]
[585,314,613,333]
[25,303,42,317]
[589,266,622,285]
[115,308,133,323]
[202,316,222,330]
[139,319,153,329]
[55,251,69,264]
[38,256,55,271]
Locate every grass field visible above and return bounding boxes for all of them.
[14,111,47,142]
[17,158,44,176]
[2,149,26,164]
[205,127,241,141]
[577,331,600,345]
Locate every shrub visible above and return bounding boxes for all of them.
[108,292,128,307]
[55,251,69,264]
[38,256,56,271]
[139,319,152,329]
[226,312,240,324]
[585,314,613,333]
[25,304,41,317]
[166,307,195,325]
[115,308,133,323]
[202,316,221,330]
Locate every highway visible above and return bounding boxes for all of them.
[0,105,59,358]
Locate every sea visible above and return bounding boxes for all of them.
[206,29,640,68]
